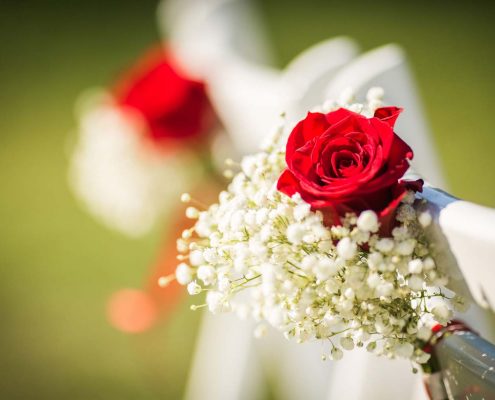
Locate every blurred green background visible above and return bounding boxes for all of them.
[1,0,494,398]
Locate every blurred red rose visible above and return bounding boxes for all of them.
[277,107,422,226]
[114,46,213,146]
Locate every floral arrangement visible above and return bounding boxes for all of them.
[173,88,464,366]
[69,46,214,236]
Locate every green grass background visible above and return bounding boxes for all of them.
[1,0,494,398]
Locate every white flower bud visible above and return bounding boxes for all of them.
[197,265,216,285]
[286,223,305,245]
[185,207,199,219]
[340,336,355,351]
[366,341,377,352]
[366,87,384,102]
[176,239,188,253]
[357,210,379,232]
[423,257,435,271]
[415,351,431,364]
[432,303,452,324]
[376,282,394,297]
[301,255,318,272]
[355,328,370,342]
[395,239,416,256]
[418,211,432,227]
[203,248,219,264]
[408,259,423,274]
[338,87,355,104]
[255,208,269,225]
[315,258,339,280]
[407,275,424,291]
[189,250,205,266]
[180,193,191,203]
[241,156,257,177]
[417,326,432,341]
[218,276,230,293]
[187,281,202,295]
[206,291,224,313]
[367,273,381,288]
[376,238,394,253]
[176,263,193,285]
[337,237,357,260]
[330,347,344,361]
[294,203,311,221]
[368,252,383,269]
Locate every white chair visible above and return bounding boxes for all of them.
[159,1,495,399]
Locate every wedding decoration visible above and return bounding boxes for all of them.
[171,88,464,367]
[69,46,214,236]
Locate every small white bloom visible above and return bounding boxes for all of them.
[376,282,394,297]
[197,265,216,285]
[241,156,257,177]
[376,238,394,253]
[415,351,431,364]
[340,336,355,351]
[407,275,424,291]
[294,203,311,222]
[366,342,377,352]
[203,248,219,264]
[367,273,381,288]
[255,208,269,225]
[368,252,383,270]
[218,276,230,293]
[357,210,379,232]
[286,223,305,245]
[185,206,199,219]
[417,326,432,341]
[315,258,339,280]
[344,287,355,299]
[176,263,193,285]
[301,255,318,272]
[395,239,416,256]
[408,259,423,274]
[423,257,435,271]
[432,303,452,324]
[176,239,188,253]
[187,281,202,295]
[206,291,224,313]
[418,211,432,227]
[189,250,205,266]
[337,237,357,260]
[366,87,384,102]
[180,193,191,203]
[330,347,344,361]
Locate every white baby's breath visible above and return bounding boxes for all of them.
[174,89,459,366]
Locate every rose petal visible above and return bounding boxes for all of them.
[374,107,403,128]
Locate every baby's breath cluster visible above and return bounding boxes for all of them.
[174,89,460,366]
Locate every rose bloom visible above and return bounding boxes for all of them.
[277,107,422,227]
[114,46,213,146]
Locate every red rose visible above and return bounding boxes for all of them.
[277,107,422,227]
[114,46,213,145]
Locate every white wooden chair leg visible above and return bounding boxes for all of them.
[184,312,265,400]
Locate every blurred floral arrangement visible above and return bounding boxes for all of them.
[172,88,465,367]
[69,46,215,236]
